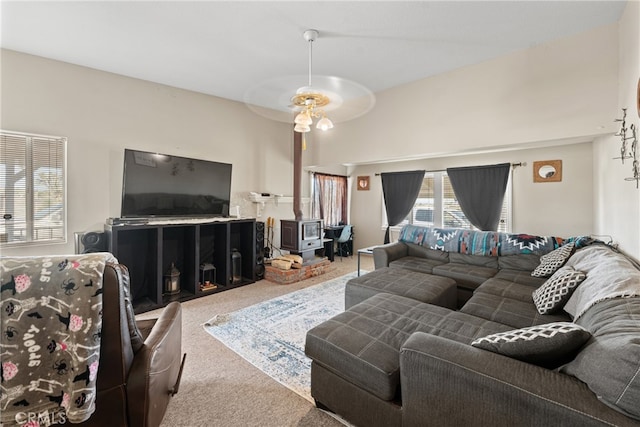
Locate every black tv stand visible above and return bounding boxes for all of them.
[105,218,257,313]
[107,216,237,226]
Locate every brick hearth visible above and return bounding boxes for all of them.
[265,257,333,284]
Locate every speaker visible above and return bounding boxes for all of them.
[255,221,265,280]
[74,231,108,254]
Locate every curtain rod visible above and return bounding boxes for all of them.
[374,162,525,176]
[311,171,348,178]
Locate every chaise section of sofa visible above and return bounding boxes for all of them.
[344,267,457,309]
[305,293,515,427]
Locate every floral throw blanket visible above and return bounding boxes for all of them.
[1,253,116,426]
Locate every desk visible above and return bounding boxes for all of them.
[323,226,344,240]
[324,226,354,260]
[357,245,378,276]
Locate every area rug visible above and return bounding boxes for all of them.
[203,271,364,403]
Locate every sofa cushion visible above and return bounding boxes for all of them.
[563,244,640,319]
[406,242,449,262]
[498,254,541,272]
[532,266,587,315]
[449,252,499,268]
[561,297,640,420]
[345,267,456,309]
[305,293,510,402]
[493,269,546,287]
[460,292,571,329]
[475,278,539,303]
[471,322,591,368]
[431,263,498,288]
[531,242,575,278]
[389,256,446,275]
[428,310,513,342]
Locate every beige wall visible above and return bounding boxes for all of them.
[0,49,297,256]
[349,142,593,249]
[593,1,640,259]
[309,23,618,166]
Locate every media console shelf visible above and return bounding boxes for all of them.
[106,218,257,313]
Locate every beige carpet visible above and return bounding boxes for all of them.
[138,255,374,427]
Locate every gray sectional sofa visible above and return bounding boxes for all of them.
[305,225,640,426]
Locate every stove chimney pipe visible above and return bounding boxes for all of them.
[293,130,303,221]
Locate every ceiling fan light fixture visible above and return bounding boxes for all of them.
[294,123,311,133]
[316,115,334,131]
[294,110,312,125]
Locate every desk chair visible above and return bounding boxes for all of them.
[335,224,353,260]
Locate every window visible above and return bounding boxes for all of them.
[383,172,511,233]
[312,173,348,226]
[1,130,67,246]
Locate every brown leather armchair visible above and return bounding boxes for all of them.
[77,262,185,427]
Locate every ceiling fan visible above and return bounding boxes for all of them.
[244,29,375,132]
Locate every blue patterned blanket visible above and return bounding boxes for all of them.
[398,225,589,256]
[1,253,115,426]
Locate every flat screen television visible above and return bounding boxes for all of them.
[121,149,232,218]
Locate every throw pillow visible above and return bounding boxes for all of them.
[531,242,575,278]
[532,266,587,315]
[471,322,591,368]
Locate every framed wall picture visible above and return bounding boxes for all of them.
[357,176,370,191]
[533,160,562,183]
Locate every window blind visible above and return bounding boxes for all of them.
[1,131,66,245]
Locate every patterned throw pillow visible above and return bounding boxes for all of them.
[471,322,591,368]
[532,266,587,315]
[531,242,575,278]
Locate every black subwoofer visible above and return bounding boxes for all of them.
[74,231,108,253]
[255,221,265,280]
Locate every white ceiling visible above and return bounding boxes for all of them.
[1,1,627,115]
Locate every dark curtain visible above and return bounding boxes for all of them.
[312,173,348,226]
[446,163,510,231]
[381,170,425,243]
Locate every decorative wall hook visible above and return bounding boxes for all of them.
[614,108,632,163]
[613,108,639,189]
[624,123,639,188]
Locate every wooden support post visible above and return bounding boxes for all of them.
[293,129,303,221]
